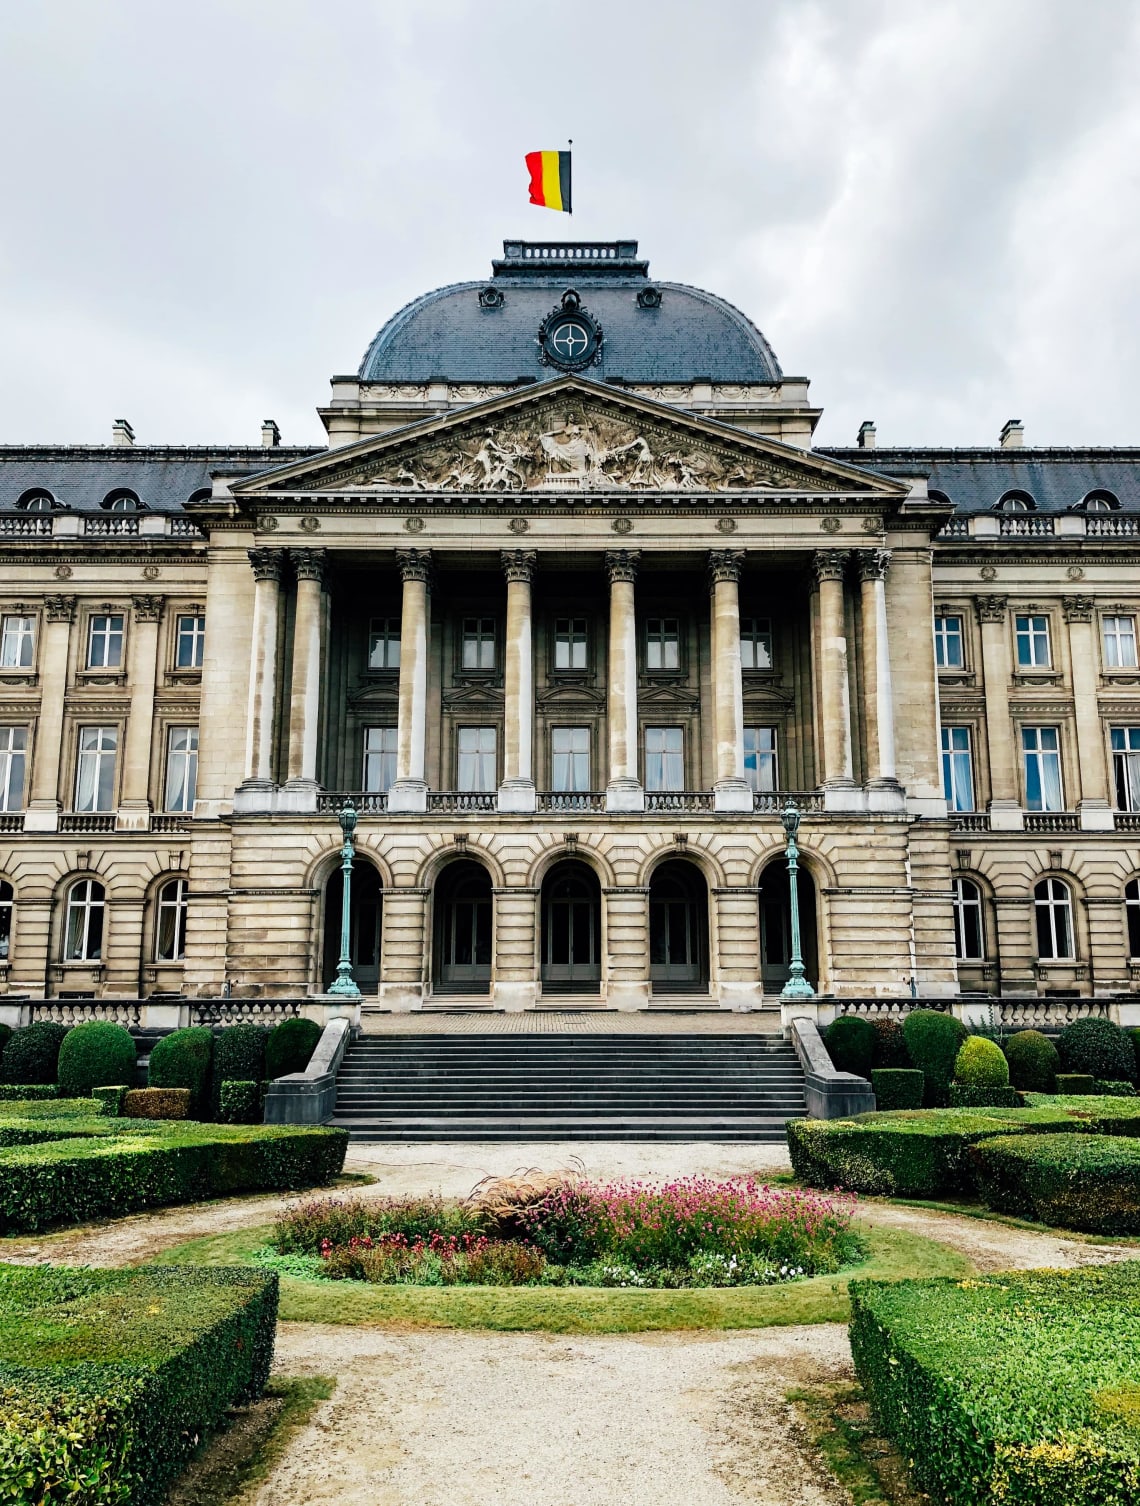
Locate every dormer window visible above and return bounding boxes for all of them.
[102,489,145,513]
[996,491,1035,512]
[15,489,61,513]
[1077,490,1119,513]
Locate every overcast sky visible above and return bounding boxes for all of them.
[1,0,1137,451]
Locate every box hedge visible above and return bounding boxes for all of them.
[147,1026,214,1112]
[124,1087,191,1119]
[217,1079,260,1124]
[0,1262,279,1506]
[948,1083,1021,1108]
[1056,1073,1097,1095]
[973,1132,1140,1233]
[824,1015,876,1077]
[850,1263,1140,1505]
[903,1010,967,1107]
[1004,1029,1059,1092]
[1,1020,68,1084]
[92,1084,127,1116]
[0,1082,57,1101]
[212,1023,267,1107]
[1058,1016,1137,1083]
[870,1068,923,1111]
[264,1016,321,1079]
[56,1021,137,1099]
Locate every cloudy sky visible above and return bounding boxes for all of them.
[2,0,1137,450]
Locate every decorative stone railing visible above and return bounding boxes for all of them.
[316,791,388,815]
[30,999,142,1027]
[950,812,991,832]
[84,516,140,536]
[0,516,52,536]
[190,997,301,1026]
[754,790,825,813]
[999,515,1054,536]
[645,791,715,811]
[59,812,116,833]
[0,814,24,833]
[427,792,496,812]
[151,814,193,832]
[536,791,606,811]
[1024,812,1080,833]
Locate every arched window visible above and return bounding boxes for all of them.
[101,489,144,513]
[16,489,60,513]
[0,880,13,960]
[155,878,189,962]
[1078,490,1119,513]
[1034,877,1074,960]
[952,877,984,960]
[64,879,105,961]
[997,491,1035,512]
[1126,879,1140,959]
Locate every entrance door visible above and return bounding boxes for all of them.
[759,861,818,993]
[649,860,709,993]
[322,862,382,995]
[435,861,493,994]
[541,862,601,993]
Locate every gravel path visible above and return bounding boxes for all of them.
[858,1199,1137,1272]
[256,1322,853,1506]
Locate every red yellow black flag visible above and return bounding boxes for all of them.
[526,151,572,213]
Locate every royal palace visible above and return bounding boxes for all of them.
[0,239,1138,1016]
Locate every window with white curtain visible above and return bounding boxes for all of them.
[75,726,117,812]
[0,880,13,960]
[0,727,27,812]
[645,619,680,671]
[1022,726,1063,811]
[553,619,588,671]
[363,727,398,792]
[1035,877,1074,960]
[1112,727,1140,811]
[941,727,975,811]
[164,726,198,812]
[952,877,985,960]
[64,878,105,961]
[461,619,496,671]
[457,727,497,791]
[155,878,188,962]
[644,727,684,791]
[551,727,590,792]
[0,615,34,669]
[1104,616,1138,669]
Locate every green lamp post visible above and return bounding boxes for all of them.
[326,801,362,999]
[779,800,816,1001]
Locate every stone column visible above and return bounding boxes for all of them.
[856,550,902,809]
[284,548,327,799]
[26,594,75,831]
[118,595,163,829]
[605,549,643,811]
[388,549,432,814]
[499,550,537,812]
[812,550,855,798]
[241,548,286,790]
[975,595,1021,828]
[1065,595,1113,829]
[709,549,751,812]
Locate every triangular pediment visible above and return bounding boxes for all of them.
[230,377,905,501]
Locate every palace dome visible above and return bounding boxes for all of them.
[357,240,782,386]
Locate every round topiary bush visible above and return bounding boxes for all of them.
[56,1021,137,1097]
[265,1016,322,1079]
[1004,1029,1060,1092]
[147,1025,214,1114]
[902,1009,968,1107]
[1057,1016,1136,1083]
[823,1015,877,1077]
[1,1021,68,1084]
[212,1023,268,1101]
[871,1017,911,1068]
[954,1035,1010,1088]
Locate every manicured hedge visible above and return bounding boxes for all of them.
[850,1263,1140,1504]
[1,1020,68,1084]
[218,1079,260,1124]
[973,1132,1140,1233]
[1058,1016,1137,1083]
[56,1020,137,1098]
[955,1035,1009,1087]
[0,1022,9,1058]
[824,1015,876,1077]
[0,1082,57,1101]
[948,1084,1021,1108]
[870,1068,924,1111]
[903,1010,967,1107]
[1056,1073,1097,1095]
[0,1262,279,1506]
[1004,1029,1059,1092]
[870,1017,911,1068]
[147,1026,214,1112]
[124,1087,191,1120]
[212,1023,267,1107]
[92,1084,127,1116]
[265,1016,321,1079]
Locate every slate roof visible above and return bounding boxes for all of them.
[821,449,1140,514]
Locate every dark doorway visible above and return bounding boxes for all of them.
[434,860,493,994]
[649,859,709,993]
[541,861,601,994]
[759,859,818,993]
[322,860,382,995]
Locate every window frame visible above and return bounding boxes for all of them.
[1014,614,1051,669]
[743,725,778,793]
[367,617,401,673]
[86,612,125,671]
[163,725,198,813]
[1021,724,1064,811]
[933,613,965,669]
[643,725,685,791]
[1034,876,1075,960]
[552,617,589,674]
[1103,614,1138,670]
[941,725,976,812]
[644,617,682,674]
[1110,726,1140,811]
[455,725,498,792]
[63,878,106,963]
[155,877,189,963]
[0,614,35,671]
[174,612,206,671]
[550,725,592,793]
[459,617,498,674]
[0,726,28,813]
[74,725,119,813]
[0,878,13,961]
[362,726,398,793]
[1126,878,1140,959]
[952,876,985,961]
[739,618,774,673]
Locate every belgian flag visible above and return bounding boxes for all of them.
[526,150,572,214]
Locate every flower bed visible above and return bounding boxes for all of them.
[850,1263,1140,1505]
[265,1177,863,1289]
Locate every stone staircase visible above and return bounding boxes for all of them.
[331,1032,806,1141]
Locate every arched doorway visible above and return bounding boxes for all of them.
[649,859,709,993]
[322,859,382,995]
[758,858,818,994]
[433,860,493,995]
[541,860,601,994]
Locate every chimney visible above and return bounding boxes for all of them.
[1000,418,1024,449]
[111,418,135,448]
[857,420,876,450]
[261,418,281,449]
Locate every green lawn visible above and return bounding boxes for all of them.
[150,1219,969,1334]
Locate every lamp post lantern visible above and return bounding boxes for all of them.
[779,800,816,1001]
[326,800,362,998]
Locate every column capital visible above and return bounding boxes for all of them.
[248,546,287,582]
[501,548,538,584]
[43,593,77,623]
[707,548,743,586]
[290,547,328,584]
[1062,594,1095,623]
[604,548,641,584]
[811,548,849,585]
[396,547,433,585]
[855,548,891,582]
[975,593,1008,625]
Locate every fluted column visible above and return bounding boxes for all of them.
[118,595,163,827]
[387,549,432,814]
[605,549,643,812]
[975,595,1021,827]
[286,549,327,788]
[709,549,751,812]
[499,549,537,812]
[26,594,75,831]
[242,548,286,787]
[1065,595,1113,829]
[856,550,900,798]
[812,549,854,788]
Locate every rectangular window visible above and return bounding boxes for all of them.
[0,615,34,669]
[368,618,401,671]
[87,614,124,669]
[0,726,27,812]
[75,726,117,812]
[554,618,588,671]
[941,726,976,812]
[1104,615,1138,669]
[743,727,778,792]
[1022,725,1063,811]
[457,726,497,791]
[175,614,205,669]
[934,614,964,668]
[363,727,398,793]
[644,727,684,791]
[740,618,773,671]
[645,618,680,671]
[461,618,496,671]
[551,727,590,792]
[1015,614,1050,668]
[1111,726,1140,811]
[164,726,198,813]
